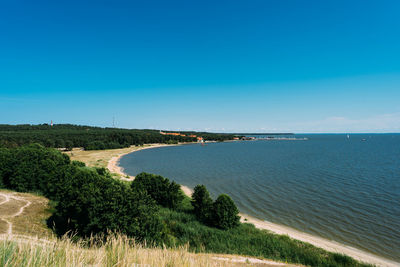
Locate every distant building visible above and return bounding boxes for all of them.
[241,136,256,141]
[160,131,203,141]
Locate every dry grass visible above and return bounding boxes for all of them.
[0,221,8,234]
[0,234,294,267]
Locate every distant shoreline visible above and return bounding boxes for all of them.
[111,143,399,267]
[107,143,194,195]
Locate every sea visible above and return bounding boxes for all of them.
[119,134,400,262]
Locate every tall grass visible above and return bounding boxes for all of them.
[0,234,240,267]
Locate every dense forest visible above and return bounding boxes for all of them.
[0,144,369,266]
[0,124,236,150]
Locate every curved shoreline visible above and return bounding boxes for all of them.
[110,144,399,267]
[107,143,194,195]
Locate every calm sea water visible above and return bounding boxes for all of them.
[120,134,400,261]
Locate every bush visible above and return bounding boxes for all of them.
[211,194,240,230]
[191,185,213,224]
[0,148,12,188]
[131,172,184,210]
[65,140,74,151]
[85,141,106,150]
[72,160,86,167]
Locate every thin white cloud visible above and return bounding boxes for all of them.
[289,113,400,133]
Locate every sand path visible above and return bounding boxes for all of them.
[0,192,32,236]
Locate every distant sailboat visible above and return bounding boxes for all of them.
[347,134,350,139]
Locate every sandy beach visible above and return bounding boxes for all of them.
[106,143,194,196]
[106,144,177,180]
[107,144,399,267]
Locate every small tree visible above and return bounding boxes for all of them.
[212,194,240,230]
[65,140,74,151]
[132,172,184,210]
[191,184,213,223]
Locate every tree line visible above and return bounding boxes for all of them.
[0,124,236,150]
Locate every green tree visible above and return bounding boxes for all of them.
[65,140,74,151]
[212,194,240,230]
[191,184,213,223]
[0,148,12,188]
[48,167,164,242]
[132,172,184,210]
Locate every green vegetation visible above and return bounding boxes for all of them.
[0,124,236,150]
[211,194,240,230]
[160,208,366,267]
[0,235,240,267]
[0,144,371,266]
[0,144,164,243]
[192,184,213,224]
[191,185,239,229]
[132,172,184,210]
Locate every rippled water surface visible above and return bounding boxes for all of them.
[120,134,400,261]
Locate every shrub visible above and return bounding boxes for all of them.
[85,141,106,150]
[132,172,184,210]
[72,160,86,167]
[191,185,213,224]
[211,194,240,230]
[65,140,74,151]
[0,148,12,188]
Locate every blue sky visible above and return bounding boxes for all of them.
[1,0,399,133]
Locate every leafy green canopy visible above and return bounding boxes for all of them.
[192,185,240,229]
[0,144,164,243]
[0,124,236,150]
[132,172,184,210]
[191,185,213,224]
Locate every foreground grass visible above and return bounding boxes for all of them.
[0,234,294,267]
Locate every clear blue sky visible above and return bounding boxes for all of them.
[1,0,399,133]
